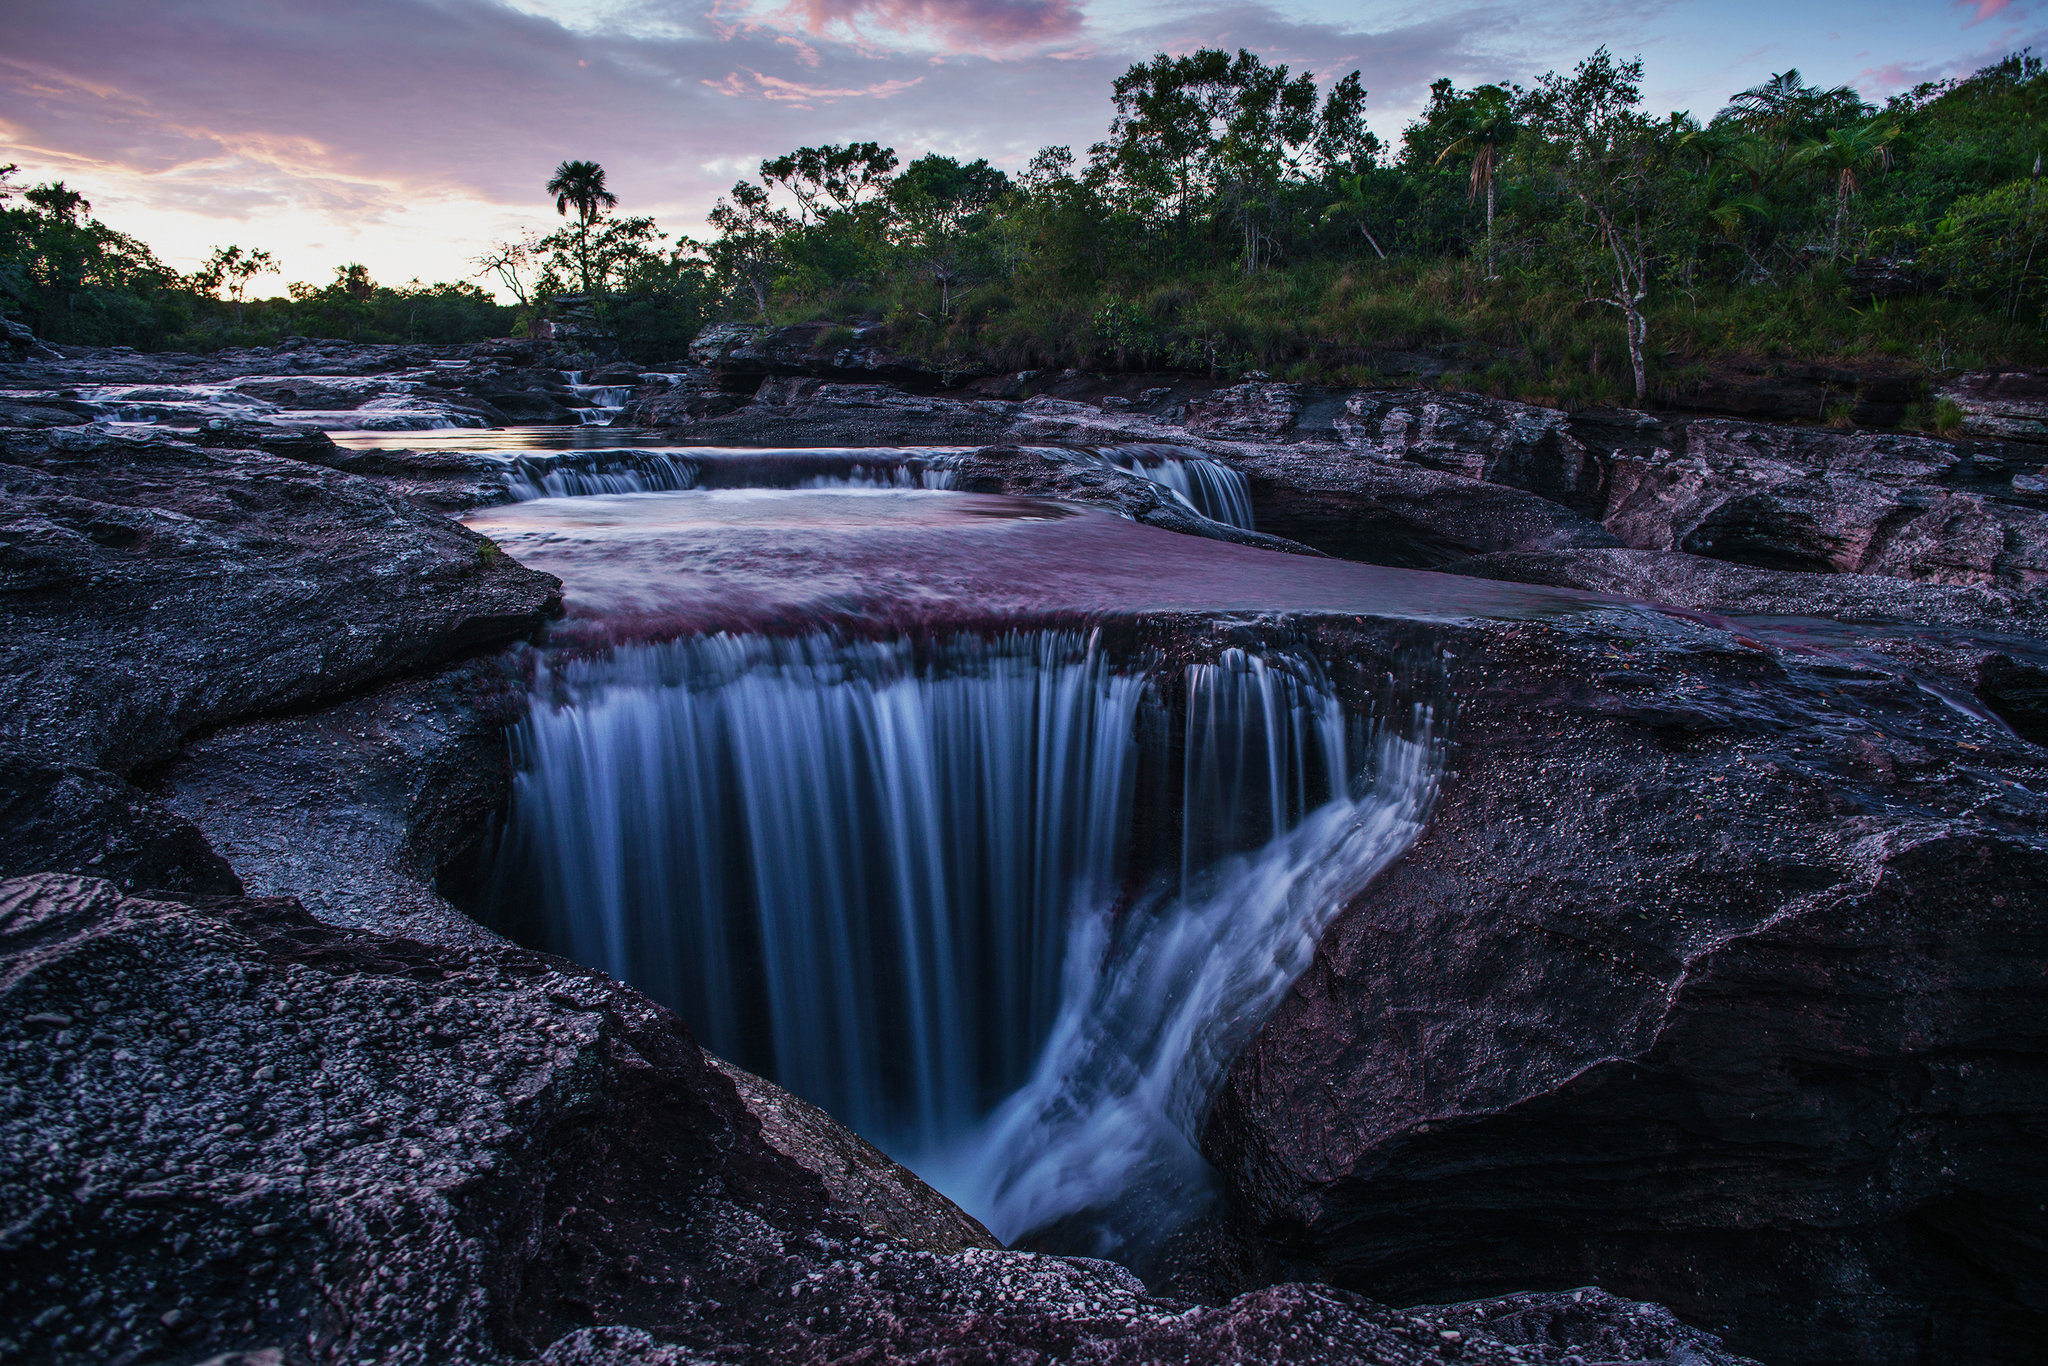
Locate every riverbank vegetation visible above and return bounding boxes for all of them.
[4,46,2045,405]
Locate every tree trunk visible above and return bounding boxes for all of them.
[1485,173,1497,279]
[1625,300,1647,404]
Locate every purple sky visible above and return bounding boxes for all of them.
[4,1,2043,293]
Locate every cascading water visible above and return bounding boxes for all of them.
[1100,445,1255,529]
[497,449,963,500]
[492,629,1441,1260]
[499,632,1148,1147]
[504,452,701,499]
[950,676,1439,1260]
[569,385,635,426]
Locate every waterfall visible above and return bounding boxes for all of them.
[500,632,1149,1148]
[946,687,1439,1259]
[494,630,1439,1255]
[498,450,964,500]
[505,451,701,499]
[568,384,635,426]
[1099,445,1255,529]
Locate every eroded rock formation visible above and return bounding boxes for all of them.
[0,875,1759,1366]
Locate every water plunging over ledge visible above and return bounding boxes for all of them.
[485,628,1443,1256]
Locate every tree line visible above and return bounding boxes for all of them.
[4,46,2045,407]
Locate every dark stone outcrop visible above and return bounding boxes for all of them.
[1601,419,2048,589]
[1660,356,1924,428]
[0,874,1760,1366]
[1443,546,2048,635]
[0,317,60,364]
[160,657,527,948]
[687,320,991,386]
[1941,370,2048,444]
[1202,607,2048,1366]
[0,424,558,773]
[705,1056,1001,1255]
[0,757,241,896]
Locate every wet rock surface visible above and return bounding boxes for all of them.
[686,319,990,386]
[160,658,527,948]
[0,423,558,773]
[0,874,1760,1366]
[1201,609,2048,1366]
[8,338,2048,1365]
[646,357,2048,596]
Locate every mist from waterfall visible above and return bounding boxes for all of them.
[494,630,1439,1254]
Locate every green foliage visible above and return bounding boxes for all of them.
[10,46,2048,385]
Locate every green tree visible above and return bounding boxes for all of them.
[192,245,279,323]
[1928,175,2048,319]
[1527,49,1677,402]
[1795,119,1902,258]
[706,182,794,319]
[760,143,898,224]
[1319,174,1388,259]
[888,154,1009,314]
[1092,47,1371,269]
[1431,84,1521,277]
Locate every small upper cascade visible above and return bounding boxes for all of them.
[567,384,635,426]
[1097,445,1255,529]
[491,447,969,500]
[502,451,702,499]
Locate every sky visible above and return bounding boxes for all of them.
[4,0,2045,295]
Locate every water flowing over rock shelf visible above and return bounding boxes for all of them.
[2,337,2045,1366]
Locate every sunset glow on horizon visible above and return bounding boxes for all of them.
[6,0,2043,295]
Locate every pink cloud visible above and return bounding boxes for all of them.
[776,33,825,66]
[1957,0,2018,22]
[703,69,926,101]
[784,0,1085,52]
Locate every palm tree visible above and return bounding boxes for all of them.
[545,160,617,298]
[1433,85,1518,278]
[1796,121,1900,258]
[1717,70,1865,161]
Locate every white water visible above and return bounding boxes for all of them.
[1100,444,1256,529]
[496,449,965,500]
[74,373,484,430]
[943,690,1439,1256]
[568,383,635,426]
[505,632,1149,1147]
[499,630,1440,1254]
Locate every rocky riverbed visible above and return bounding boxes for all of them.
[1,330,2044,1365]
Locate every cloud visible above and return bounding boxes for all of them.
[6,0,2023,292]
[781,0,1086,51]
[1957,0,2019,23]
[0,0,1122,282]
[703,70,927,100]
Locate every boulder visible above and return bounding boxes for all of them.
[1601,419,2048,589]
[688,320,991,385]
[1204,608,2048,1366]
[0,424,559,773]
[1940,370,2048,444]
